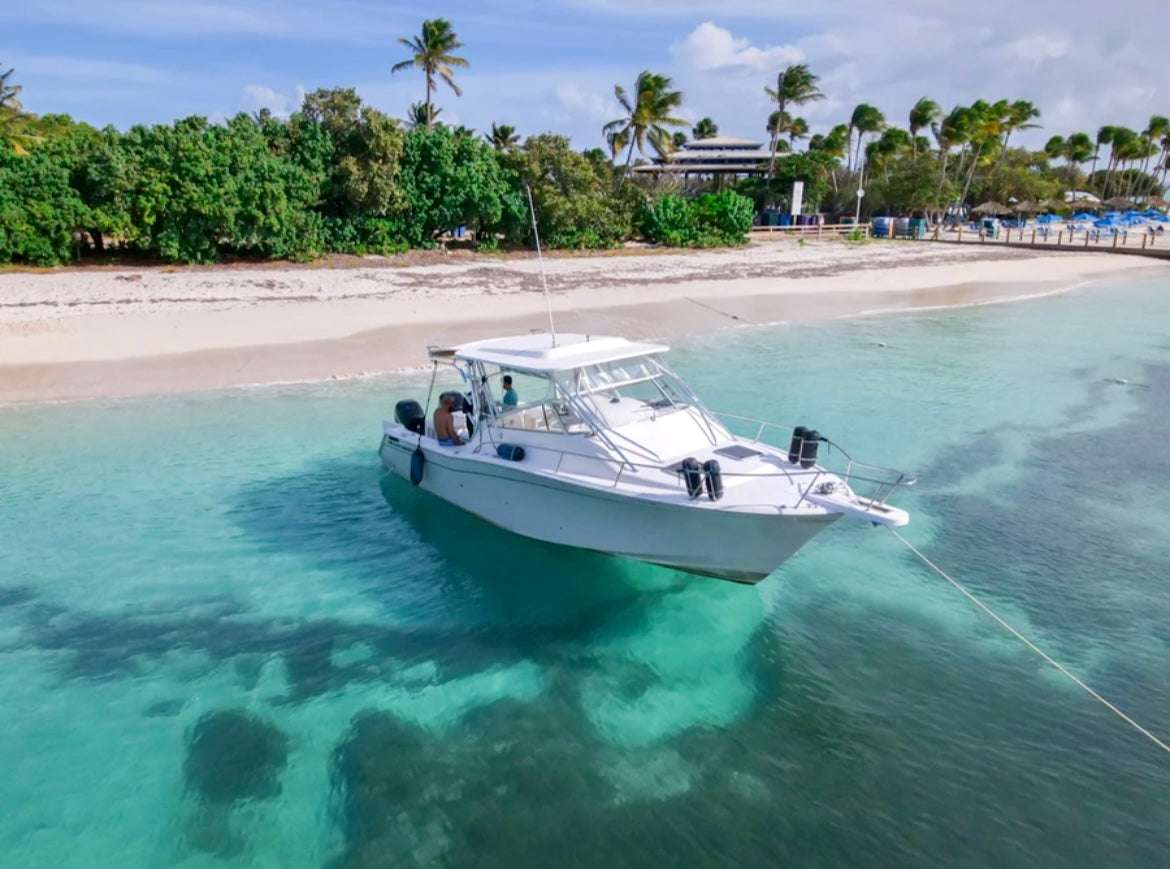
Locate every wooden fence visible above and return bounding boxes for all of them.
[749,223,870,240]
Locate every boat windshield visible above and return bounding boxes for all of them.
[555,355,692,429]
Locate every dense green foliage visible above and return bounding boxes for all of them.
[637,190,753,247]
[2,37,1168,266]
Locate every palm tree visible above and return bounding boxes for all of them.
[391,18,468,129]
[486,122,519,151]
[787,117,809,149]
[692,117,718,140]
[602,70,686,178]
[958,100,1006,203]
[764,64,824,173]
[1158,132,1170,197]
[0,63,37,154]
[998,99,1041,165]
[1138,116,1169,197]
[808,123,848,191]
[766,113,791,159]
[848,103,886,173]
[867,127,912,181]
[934,105,974,199]
[1103,126,1137,198]
[908,97,941,157]
[404,101,441,130]
[766,110,786,157]
[1045,132,1093,187]
[1091,125,1115,193]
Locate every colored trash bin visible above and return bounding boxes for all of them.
[872,217,891,238]
[909,217,927,238]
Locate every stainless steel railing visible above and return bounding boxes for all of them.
[713,411,917,506]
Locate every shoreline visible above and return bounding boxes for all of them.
[1,242,1165,405]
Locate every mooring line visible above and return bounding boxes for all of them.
[685,296,750,323]
[888,527,1170,756]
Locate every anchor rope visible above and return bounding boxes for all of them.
[888,527,1170,757]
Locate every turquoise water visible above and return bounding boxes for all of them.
[3,272,1170,867]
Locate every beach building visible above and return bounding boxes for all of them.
[632,136,772,180]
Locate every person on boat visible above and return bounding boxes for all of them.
[502,375,518,407]
[433,394,464,446]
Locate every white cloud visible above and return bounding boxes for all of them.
[241,85,292,118]
[553,83,613,123]
[999,33,1072,66]
[671,22,802,74]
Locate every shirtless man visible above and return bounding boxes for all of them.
[433,394,464,446]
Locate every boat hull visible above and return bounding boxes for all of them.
[380,437,838,583]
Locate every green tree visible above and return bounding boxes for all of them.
[997,99,1041,166]
[404,101,440,130]
[808,123,848,192]
[764,64,823,174]
[391,18,468,129]
[486,122,519,151]
[692,117,718,140]
[0,63,39,154]
[787,117,809,148]
[908,97,941,157]
[395,124,522,247]
[636,189,752,247]
[671,131,688,150]
[1138,116,1169,197]
[934,105,974,197]
[865,127,912,181]
[508,133,634,248]
[765,110,791,158]
[1044,132,1093,187]
[958,100,1007,204]
[602,70,686,177]
[848,103,886,173]
[1089,125,1115,192]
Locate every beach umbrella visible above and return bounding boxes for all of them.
[1072,212,1096,221]
[972,201,1009,214]
[1039,198,1066,210]
[1035,213,1061,224]
[1067,198,1100,211]
[1012,200,1042,213]
[1104,196,1133,209]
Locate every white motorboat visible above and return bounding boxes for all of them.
[378,331,914,583]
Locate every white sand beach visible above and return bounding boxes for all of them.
[0,240,1165,403]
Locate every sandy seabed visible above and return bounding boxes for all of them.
[0,240,1165,403]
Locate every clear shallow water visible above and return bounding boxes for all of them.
[2,273,1170,867]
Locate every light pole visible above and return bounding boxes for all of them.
[854,154,866,224]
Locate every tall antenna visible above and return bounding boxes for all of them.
[525,184,558,348]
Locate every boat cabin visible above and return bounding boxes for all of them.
[427,333,729,463]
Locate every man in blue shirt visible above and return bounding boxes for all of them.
[502,375,518,407]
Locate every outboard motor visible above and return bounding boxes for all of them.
[788,426,807,464]
[703,459,724,501]
[395,399,426,435]
[681,457,704,500]
[799,429,821,469]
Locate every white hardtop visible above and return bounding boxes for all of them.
[433,333,670,373]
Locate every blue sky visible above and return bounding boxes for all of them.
[4,0,1167,151]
